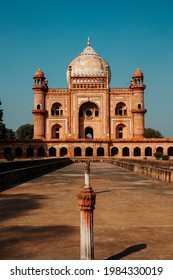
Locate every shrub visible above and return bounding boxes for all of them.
[4,153,15,161]
[154,151,163,159]
[162,155,169,160]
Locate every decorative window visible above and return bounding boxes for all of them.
[116,124,126,139]
[51,124,61,139]
[51,103,63,116]
[115,102,127,116]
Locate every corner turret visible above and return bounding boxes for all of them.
[130,68,147,139]
[32,68,48,139]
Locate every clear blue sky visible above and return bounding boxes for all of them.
[1,0,173,137]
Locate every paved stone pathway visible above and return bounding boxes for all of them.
[1,162,173,259]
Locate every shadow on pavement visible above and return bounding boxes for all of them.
[0,225,79,260]
[106,243,147,260]
[0,193,45,221]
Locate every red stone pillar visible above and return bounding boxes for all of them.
[77,160,96,260]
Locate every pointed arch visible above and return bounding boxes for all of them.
[111,147,119,156]
[79,101,99,139]
[134,147,141,156]
[156,146,163,154]
[116,124,126,139]
[115,102,127,116]
[85,127,93,139]
[122,147,130,157]
[74,147,82,156]
[37,147,45,157]
[168,146,173,156]
[145,147,152,156]
[26,147,34,157]
[60,147,68,157]
[85,147,93,156]
[3,147,12,157]
[97,147,104,156]
[49,147,56,156]
[15,147,23,157]
[52,124,62,139]
[51,102,63,116]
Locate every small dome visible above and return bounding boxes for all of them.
[67,38,111,84]
[133,68,143,78]
[34,68,45,77]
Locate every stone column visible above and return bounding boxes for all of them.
[77,160,96,260]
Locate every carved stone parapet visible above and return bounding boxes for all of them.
[77,186,96,211]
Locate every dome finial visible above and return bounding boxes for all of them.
[87,36,90,46]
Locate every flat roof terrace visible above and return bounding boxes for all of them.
[0,162,173,260]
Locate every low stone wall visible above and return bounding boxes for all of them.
[107,159,173,184]
[0,158,73,188]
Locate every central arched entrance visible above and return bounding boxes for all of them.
[85,127,93,139]
[79,101,99,139]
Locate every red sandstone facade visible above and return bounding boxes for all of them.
[31,39,151,157]
[1,39,173,158]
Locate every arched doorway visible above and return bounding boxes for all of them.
[51,124,61,139]
[49,147,56,156]
[38,147,45,157]
[60,147,67,157]
[86,147,93,156]
[134,147,141,156]
[111,147,118,156]
[97,147,104,156]
[15,147,23,157]
[156,146,163,154]
[168,146,173,156]
[116,124,126,139]
[122,147,129,156]
[3,147,12,157]
[74,147,82,156]
[79,101,99,139]
[85,127,93,139]
[145,147,152,156]
[26,147,34,157]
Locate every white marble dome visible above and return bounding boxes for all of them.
[67,38,111,84]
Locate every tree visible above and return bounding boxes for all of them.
[6,128,16,139]
[0,101,16,139]
[0,100,7,139]
[144,128,164,138]
[16,124,34,140]
[0,100,3,121]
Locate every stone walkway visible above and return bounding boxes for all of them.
[0,162,173,260]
